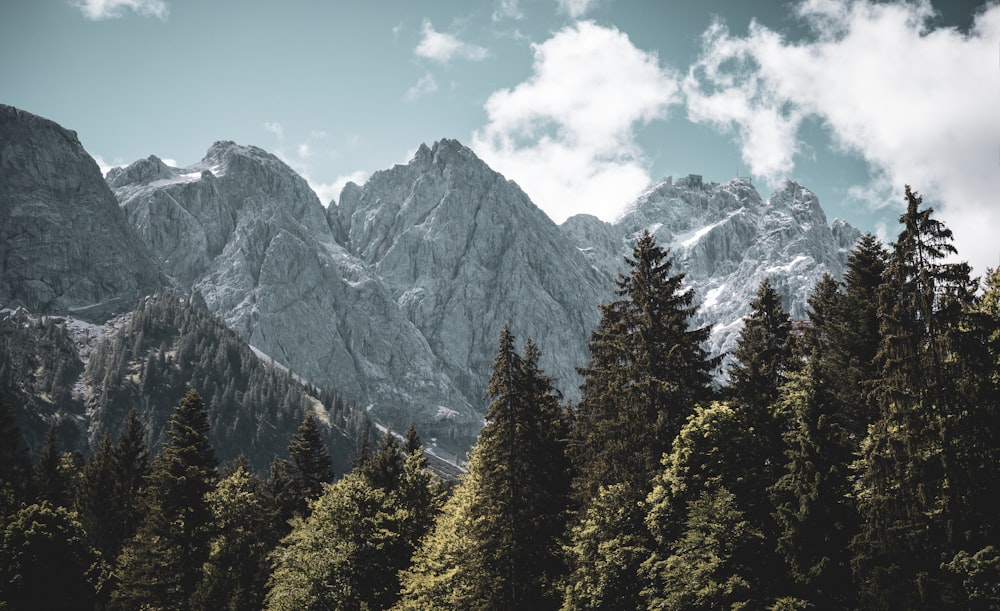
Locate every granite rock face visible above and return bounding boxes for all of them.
[333,139,610,404]
[0,105,161,319]
[1,103,864,453]
[111,142,476,436]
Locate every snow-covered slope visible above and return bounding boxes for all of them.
[563,175,860,358]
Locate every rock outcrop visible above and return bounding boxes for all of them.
[563,175,861,358]
[333,139,609,404]
[111,141,477,441]
[0,105,160,319]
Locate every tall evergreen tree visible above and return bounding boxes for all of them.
[727,277,793,414]
[852,186,993,609]
[111,389,218,611]
[110,409,151,552]
[570,230,717,503]
[398,326,570,609]
[267,410,335,533]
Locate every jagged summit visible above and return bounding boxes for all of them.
[3,105,864,453]
[0,105,161,319]
[562,173,860,359]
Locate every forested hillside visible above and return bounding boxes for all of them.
[2,188,998,609]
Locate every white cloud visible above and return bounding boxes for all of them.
[415,19,489,63]
[471,21,679,223]
[684,0,1000,274]
[493,0,524,21]
[72,0,168,21]
[263,121,284,141]
[404,73,439,102]
[161,158,178,167]
[557,0,600,19]
[90,153,121,177]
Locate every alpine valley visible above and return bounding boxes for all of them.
[0,104,860,464]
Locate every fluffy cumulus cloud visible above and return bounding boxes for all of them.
[472,21,678,223]
[72,0,168,20]
[684,0,1000,273]
[415,20,489,63]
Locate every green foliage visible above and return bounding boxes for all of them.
[398,327,569,609]
[728,277,793,414]
[560,482,650,610]
[266,472,407,610]
[0,501,100,611]
[0,312,86,453]
[111,389,218,610]
[0,393,29,501]
[571,230,717,505]
[192,463,271,611]
[852,186,998,609]
[769,364,856,607]
[84,294,363,473]
[643,487,761,610]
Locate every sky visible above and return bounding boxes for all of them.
[2,0,998,274]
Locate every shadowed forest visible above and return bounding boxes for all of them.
[2,187,998,610]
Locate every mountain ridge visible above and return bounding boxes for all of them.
[0,105,860,457]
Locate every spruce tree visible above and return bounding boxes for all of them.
[111,389,218,610]
[398,326,570,609]
[852,186,992,609]
[268,410,335,529]
[570,230,717,503]
[727,277,792,414]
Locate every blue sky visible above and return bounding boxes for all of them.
[2,0,997,273]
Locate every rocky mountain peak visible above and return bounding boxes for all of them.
[0,105,161,319]
[106,155,175,188]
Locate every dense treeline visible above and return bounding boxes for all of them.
[0,311,87,451]
[86,294,373,473]
[2,186,998,609]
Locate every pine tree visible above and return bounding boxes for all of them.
[852,186,991,608]
[30,425,76,508]
[110,409,151,552]
[398,326,570,609]
[728,277,792,413]
[268,411,335,530]
[570,230,717,503]
[265,471,407,610]
[769,362,857,607]
[644,487,761,610]
[75,433,119,558]
[560,482,651,610]
[111,389,218,610]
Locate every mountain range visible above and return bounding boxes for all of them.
[0,104,859,458]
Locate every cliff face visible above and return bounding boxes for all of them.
[1,104,864,457]
[109,141,477,442]
[334,139,609,404]
[0,105,160,319]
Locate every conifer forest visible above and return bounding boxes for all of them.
[2,187,999,610]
